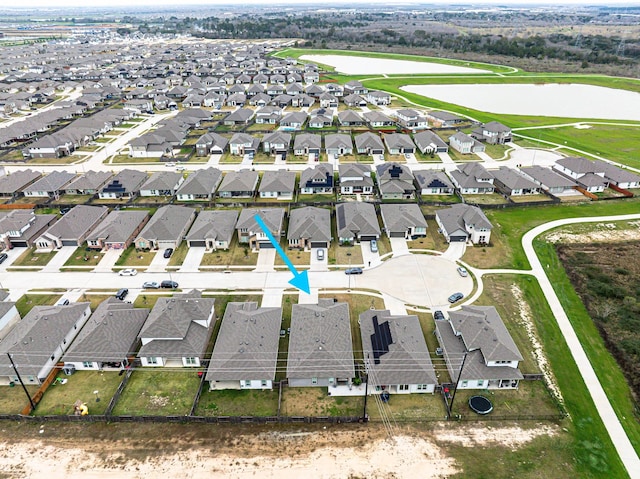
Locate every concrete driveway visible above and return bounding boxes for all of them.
[389,237,410,257]
[93,248,124,273]
[261,288,284,307]
[0,248,24,271]
[40,246,78,272]
[179,247,205,273]
[360,241,381,268]
[254,249,276,272]
[309,247,328,271]
[146,249,171,272]
[442,241,467,261]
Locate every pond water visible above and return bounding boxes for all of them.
[300,54,491,75]
[401,83,640,121]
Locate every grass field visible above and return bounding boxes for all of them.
[196,388,279,416]
[15,293,62,317]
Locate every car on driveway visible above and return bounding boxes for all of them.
[118,268,137,276]
[0,253,7,264]
[370,240,378,253]
[115,288,129,300]
[448,292,464,304]
[142,281,160,289]
[160,280,179,289]
[433,310,445,320]
[457,266,468,277]
[163,248,173,258]
[316,248,325,260]
[345,267,363,275]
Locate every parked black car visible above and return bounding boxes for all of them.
[160,280,179,289]
[0,253,8,264]
[163,248,173,258]
[433,310,445,320]
[115,288,129,300]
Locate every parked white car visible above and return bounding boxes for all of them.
[118,268,138,276]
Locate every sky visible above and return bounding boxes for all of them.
[9,0,640,7]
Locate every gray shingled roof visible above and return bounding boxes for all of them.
[258,170,296,193]
[593,160,640,185]
[360,309,437,386]
[87,210,149,244]
[380,203,426,234]
[287,206,331,243]
[414,170,454,190]
[63,298,149,363]
[205,302,281,381]
[0,303,91,378]
[140,171,183,191]
[23,170,76,193]
[336,202,380,239]
[556,156,603,175]
[218,169,259,193]
[137,204,195,242]
[300,163,333,187]
[237,207,285,234]
[354,131,384,151]
[176,167,223,196]
[43,205,108,241]
[413,130,448,151]
[382,133,415,151]
[293,133,321,150]
[138,290,215,357]
[325,133,352,150]
[287,300,354,380]
[100,169,148,194]
[186,210,238,244]
[492,166,541,191]
[436,204,492,237]
[63,170,113,192]
[519,165,577,189]
[0,169,42,195]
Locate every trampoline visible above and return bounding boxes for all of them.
[469,395,493,415]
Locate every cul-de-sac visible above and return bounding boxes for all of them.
[0,5,640,478]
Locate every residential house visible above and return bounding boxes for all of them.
[0,301,20,340]
[176,167,223,201]
[254,105,282,124]
[449,132,486,154]
[138,290,216,368]
[354,132,385,157]
[299,163,334,195]
[128,133,173,158]
[379,203,427,239]
[318,92,339,108]
[287,300,355,389]
[376,162,416,200]
[344,80,368,95]
[492,167,542,196]
[225,93,247,108]
[337,110,364,127]
[0,302,91,386]
[308,109,333,129]
[236,207,285,250]
[223,107,253,125]
[414,170,455,195]
[22,171,76,199]
[413,130,449,154]
[395,109,428,130]
[552,156,611,193]
[449,162,495,194]
[471,121,512,144]
[293,133,322,157]
[366,90,391,106]
[195,132,228,157]
[217,169,259,198]
[360,309,437,394]
[258,170,296,200]
[383,133,415,155]
[62,298,149,371]
[363,110,394,128]
[325,133,353,157]
[335,202,380,244]
[519,165,578,196]
[134,204,196,250]
[0,169,42,198]
[63,170,113,195]
[98,169,148,200]
[229,133,260,156]
[35,205,109,250]
[427,110,466,128]
[186,210,238,250]
[343,93,367,107]
[139,171,184,197]
[435,305,523,390]
[435,203,492,244]
[205,302,281,391]
[262,132,292,156]
[280,111,307,129]
[0,209,57,249]
[86,210,150,250]
[287,206,331,249]
[593,160,640,189]
[338,163,374,196]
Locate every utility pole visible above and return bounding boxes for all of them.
[7,353,36,412]
[447,352,468,420]
[362,355,369,422]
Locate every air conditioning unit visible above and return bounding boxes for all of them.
[63,364,76,376]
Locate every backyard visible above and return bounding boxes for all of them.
[196,388,279,417]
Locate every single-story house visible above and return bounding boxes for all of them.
[258,170,296,200]
[134,204,196,250]
[293,133,322,156]
[492,166,542,196]
[217,169,259,198]
[336,202,380,244]
[519,165,578,196]
[0,169,42,198]
[186,210,238,250]
[35,205,109,250]
[287,206,331,249]
[435,204,492,244]
[98,169,148,200]
[325,133,353,157]
[86,210,150,250]
[414,170,455,195]
[413,130,449,154]
[354,132,385,157]
[22,171,76,198]
[379,203,427,239]
[139,171,184,197]
[63,170,113,195]
[175,167,223,201]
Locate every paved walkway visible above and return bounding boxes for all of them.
[523,213,640,479]
[381,293,408,315]
[261,287,284,307]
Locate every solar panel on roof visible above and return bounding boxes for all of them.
[371,315,393,364]
[389,165,403,178]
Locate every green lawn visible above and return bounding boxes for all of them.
[114,246,155,268]
[63,246,103,267]
[0,384,40,414]
[200,237,258,268]
[196,388,279,416]
[10,247,56,268]
[167,241,189,267]
[280,386,364,417]
[15,293,62,317]
[34,371,123,416]
[111,370,201,416]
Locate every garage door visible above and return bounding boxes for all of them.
[310,241,327,248]
[259,242,274,249]
[61,240,78,246]
[360,235,377,241]
[11,241,27,247]
[389,231,405,238]
[450,235,467,242]
[189,240,206,247]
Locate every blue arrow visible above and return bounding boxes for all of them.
[254,213,310,294]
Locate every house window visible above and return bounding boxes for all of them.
[477,380,484,387]
[399,384,409,391]
[479,236,487,243]
[311,377,318,385]
[82,362,93,368]
[461,380,468,387]
[244,380,252,387]
[50,355,54,361]
[328,378,334,384]
[261,380,267,387]
[147,357,158,365]
[185,357,197,365]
